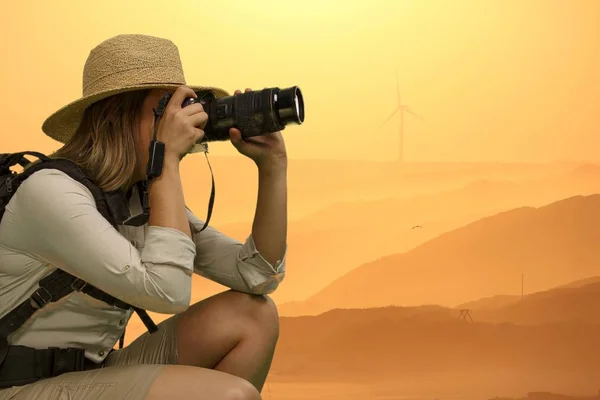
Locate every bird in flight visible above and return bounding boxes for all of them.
[412,225,422,229]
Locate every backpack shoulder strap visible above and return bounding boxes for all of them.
[0,153,157,365]
[10,157,131,227]
[0,152,51,220]
[0,151,50,172]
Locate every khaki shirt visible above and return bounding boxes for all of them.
[0,169,286,363]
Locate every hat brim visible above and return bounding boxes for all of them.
[42,83,230,144]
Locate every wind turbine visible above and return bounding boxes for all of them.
[376,69,422,163]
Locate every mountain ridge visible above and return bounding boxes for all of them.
[278,194,600,315]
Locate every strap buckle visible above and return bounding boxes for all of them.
[30,287,52,308]
[71,279,86,292]
[48,347,86,376]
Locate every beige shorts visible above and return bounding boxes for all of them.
[0,315,180,400]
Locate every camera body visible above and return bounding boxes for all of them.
[181,86,304,142]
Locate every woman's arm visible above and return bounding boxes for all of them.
[251,161,287,267]
[191,113,289,294]
[188,209,287,295]
[148,153,192,238]
[190,158,288,295]
[1,169,196,314]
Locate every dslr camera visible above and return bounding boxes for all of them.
[176,86,304,142]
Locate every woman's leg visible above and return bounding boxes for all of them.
[145,365,260,400]
[0,364,260,400]
[104,289,279,394]
[175,290,280,392]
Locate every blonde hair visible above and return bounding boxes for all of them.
[51,90,150,192]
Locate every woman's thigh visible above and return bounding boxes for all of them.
[0,315,181,400]
[0,364,164,400]
[105,313,181,367]
[145,365,260,400]
[0,364,258,400]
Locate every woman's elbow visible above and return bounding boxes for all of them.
[161,288,191,313]
[236,256,286,295]
[136,270,192,314]
[247,272,286,295]
[162,298,190,314]
[142,293,190,314]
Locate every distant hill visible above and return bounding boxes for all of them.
[180,156,582,226]
[271,306,600,383]
[283,163,600,235]
[459,276,600,313]
[125,278,600,340]
[124,275,600,399]
[217,162,600,236]
[491,392,599,400]
[457,294,521,311]
[209,165,600,303]
[554,276,600,289]
[121,275,600,397]
[208,214,482,303]
[277,194,600,315]
[273,276,600,325]
[477,281,600,325]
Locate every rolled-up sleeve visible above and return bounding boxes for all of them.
[2,169,195,314]
[186,208,286,294]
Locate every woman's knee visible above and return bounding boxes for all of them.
[176,290,280,357]
[145,365,260,400]
[227,291,280,339]
[223,377,261,400]
[197,290,279,336]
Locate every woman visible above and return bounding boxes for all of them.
[0,34,287,399]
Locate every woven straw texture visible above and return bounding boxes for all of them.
[42,34,229,143]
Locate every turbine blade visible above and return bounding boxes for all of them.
[377,108,399,132]
[403,106,423,120]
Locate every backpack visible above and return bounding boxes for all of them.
[0,151,159,388]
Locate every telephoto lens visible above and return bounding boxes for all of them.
[182,86,305,142]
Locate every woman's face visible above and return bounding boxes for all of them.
[135,89,171,182]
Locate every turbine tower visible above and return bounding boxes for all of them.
[376,68,422,163]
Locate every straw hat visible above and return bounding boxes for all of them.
[42,34,229,143]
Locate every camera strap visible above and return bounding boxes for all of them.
[123,93,214,232]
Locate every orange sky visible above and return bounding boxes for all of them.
[1,0,599,163]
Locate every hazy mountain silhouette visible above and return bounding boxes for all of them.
[275,277,600,325]
[457,294,521,311]
[267,283,600,398]
[278,194,600,315]
[458,276,600,312]
[207,214,480,303]
[497,393,600,400]
[476,281,600,325]
[270,307,600,386]
[124,275,600,343]
[203,164,600,303]
[122,276,600,396]
[180,156,581,225]
[554,276,600,289]
[284,162,600,236]
[218,162,600,236]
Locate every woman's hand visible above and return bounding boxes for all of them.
[157,86,208,160]
[229,88,288,170]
